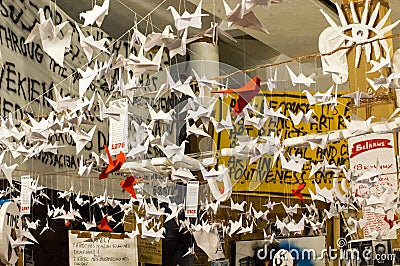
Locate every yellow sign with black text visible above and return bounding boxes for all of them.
[213,91,351,196]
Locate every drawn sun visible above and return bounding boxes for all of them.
[320,0,400,68]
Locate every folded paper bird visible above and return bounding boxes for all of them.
[97,215,113,232]
[384,214,397,229]
[291,183,306,201]
[120,176,141,198]
[99,145,126,180]
[212,77,261,116]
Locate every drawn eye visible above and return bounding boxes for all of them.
[320,0,400,68]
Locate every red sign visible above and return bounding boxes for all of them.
[350,139,392,158]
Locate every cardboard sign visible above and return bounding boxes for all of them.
[137,237,162,265]
[68,230,138,266]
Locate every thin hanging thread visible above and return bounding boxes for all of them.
[213,33,400,81]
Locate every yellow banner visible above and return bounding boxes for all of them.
[213,91,351,196]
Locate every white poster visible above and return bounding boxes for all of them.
[348,133,398,239]
[68,231,138,266]
[362,209,392,239]
[348,132,398,196]
[185,181,199,218]
[20,175,31,215]
[109,98,129,155]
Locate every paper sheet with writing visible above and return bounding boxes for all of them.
[109,98,129,155]
[348,132,397,196]
[20,175,31,215]
[348,133,398,239]
[68,231,138,266]
[185,181,199,217]
[362,209,392,239]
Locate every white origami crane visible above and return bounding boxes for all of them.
[279,153,307,173]
[302,86,333,105]
[171,168,196,183]
[309,157,343,178]
[75,22,109,62]
[228,216,243,237]
[69,125,97,154]
[222,0,268,33]
[286,66,316,87]
[366,75,390,91]
[342,89,374,107]
[230,198,246,212]
[8,234,34,249]
[192,69,224,100]
[210,110,233,133]
[148,103,175,122]
[186,99,217,129]
[342,114,374,137]
[281,202,300,216]
[237,221,254,235]
[141,224,165,243]
[264,199,279,210]
[201,22,237,45]
[243,110,267,130]
[45,86,79,113]
[252,207,269,220]
[367,53,391,73]
[285,216,305,234]
[167,0,208,31]
[165,28,201,58]
[80,0,110,27]
[201,165,228,181]
[262,68,278,92]
[165,69,196,98]
[25,218,40,230]
[160,141,187,158]
[83,215,97,230]
[186,123,210,138]
[143,25,175,52]
[128,44,165,77]
[77,62,99,98]
[97,94,126,121]
[288,109,318,126]
[25,9,72,66]
[78,156,93,176]
[75,191,90,206]
[264,106,289,121]
[39,220,55,235]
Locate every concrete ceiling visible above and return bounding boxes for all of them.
[56,0,400,68]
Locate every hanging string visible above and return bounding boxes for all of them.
[213,33,400,81]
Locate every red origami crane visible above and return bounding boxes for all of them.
[291,183,306,201]
[99,145,126,180]
[97,215,113,232]
[212,77,261,116]
[120,176,141,199]
[384,214,397,229]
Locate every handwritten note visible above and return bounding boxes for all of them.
[185,181,199,217]
[20,175,31,215]
[109,98,129,155]
[68,231,138,266]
